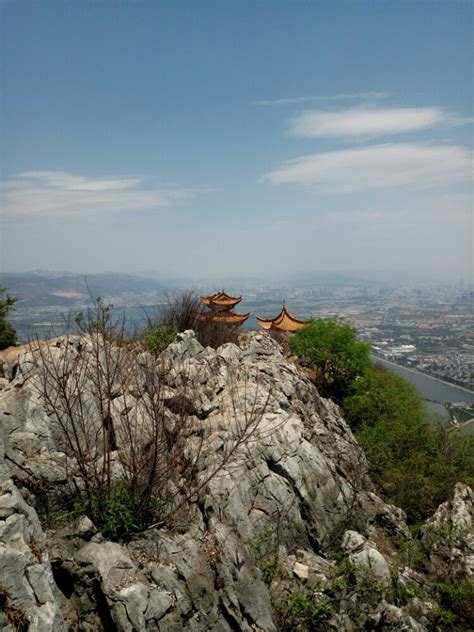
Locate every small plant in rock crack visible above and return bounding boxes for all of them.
[387,567,425,608]
[74,483,162,541]
[248,528,281,586]
[273,580,333,632]
[0,584,29,631]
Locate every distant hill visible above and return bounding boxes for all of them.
[0,271,171,307]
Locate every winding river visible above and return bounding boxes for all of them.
[372,356,474,425]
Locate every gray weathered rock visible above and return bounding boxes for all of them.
[420,482,474,577]
[1,330,471,630]
[0,434,65,631]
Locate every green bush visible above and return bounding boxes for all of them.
[342,365,425,431]
[290,319,474,525]
[249,527,280,586]
[274,583,332,632]
[145,324,177,354]
[433,577,474,628]
[0,286,17,349]
[343,367,474,523]
[76,483,160,542]
[290,319,371,403]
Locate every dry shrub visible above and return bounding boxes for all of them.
[157,291,240,349]
[268,330,291,356]
[31,298,278,539]
[159,291,201,333]
[0,585,28,631]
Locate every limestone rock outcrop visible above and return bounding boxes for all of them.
[0,331,472,630]
[0,434,65,631]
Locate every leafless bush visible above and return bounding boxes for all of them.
[159,291,201,333]
[31,299,277,539]
[268,330,291,356]
[155,290,239,349]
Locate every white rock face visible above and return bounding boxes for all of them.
[420,482,474,577]
[0,436,65,631]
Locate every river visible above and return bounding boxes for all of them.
[372,356,474,425]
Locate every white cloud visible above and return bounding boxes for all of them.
[18,171,142,192]
[255,91,388,106]
[263,143,473,193]
[324,193,472,228]
[289,106,471,139]
[2,171,191,218]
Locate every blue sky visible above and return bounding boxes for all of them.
[1,1,472,281]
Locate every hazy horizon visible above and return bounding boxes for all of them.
[0,267,469,287]
[1,2,472,284]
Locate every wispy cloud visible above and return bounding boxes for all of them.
[325,193,472,225]
[289,106,472,139]
[263,143,473,193]
[1,171,191,218]
[255,91,388,106]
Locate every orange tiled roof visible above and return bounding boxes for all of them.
[200,290,242,308]
[256,304,308,333]
[196,311,250,325]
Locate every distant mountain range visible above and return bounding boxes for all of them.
[0,269,411,310]
[0,271,172,307]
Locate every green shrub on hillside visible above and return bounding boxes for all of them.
[0,286,17,350]
[344,367,474,523]
[290,319,371,403]
[342,364,425,431]
[291,319,474,525]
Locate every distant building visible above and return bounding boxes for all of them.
[390,344,416,355]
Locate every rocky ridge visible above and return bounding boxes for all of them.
[0,331,472,630]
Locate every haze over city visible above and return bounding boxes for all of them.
[1,1,472,282]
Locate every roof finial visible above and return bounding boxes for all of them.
[282,299,286,308]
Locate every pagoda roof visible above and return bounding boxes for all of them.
[196,311,250,325]
[200,290,242,307]
[256,304,308,333]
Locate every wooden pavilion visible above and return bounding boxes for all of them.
[256,302,308,334]
[198,290,250,326]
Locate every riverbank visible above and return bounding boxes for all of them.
[372,354,474,397]
[372,355,474,433]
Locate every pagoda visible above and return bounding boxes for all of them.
[198,290,250,326]
[256,302,308,334]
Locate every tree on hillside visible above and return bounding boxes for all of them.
[0,286,17,349]
[344,365,474,523]
[342,363,425,431]
[290,318,371,403]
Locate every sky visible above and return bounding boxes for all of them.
[1,0,472,283]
